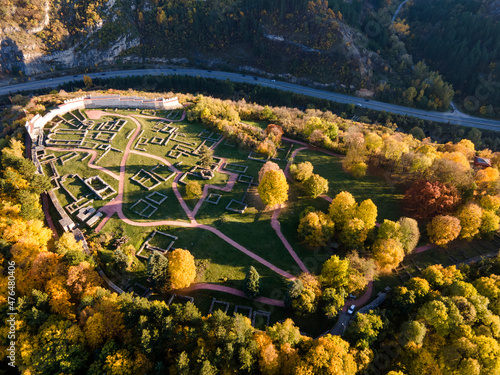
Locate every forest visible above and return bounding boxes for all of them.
[403,0,500,118]
[2,87,500,373]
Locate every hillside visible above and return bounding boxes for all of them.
[401,0,500,118]
[2,88,500,373]
[1,0,458,112]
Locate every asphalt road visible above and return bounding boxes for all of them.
[330,311,351,336]
[2,67,500,131]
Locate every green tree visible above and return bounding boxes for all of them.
[322,287,346,319]
[345,311,385,349]
[199,145,214,169]
[303,173,329,198]
[480,210,500,238]
[289,161,314,182]
[410,126,425,140]
[26,316,88,374]
[319,255,359,292]
[148,251,169,292]
[377,219,402,241]
[243,266,261,299]
[266,319,301,347]
[113,249,129,271]
[398,217,420,254]
[258,169,289,206]
[399,320,427,348]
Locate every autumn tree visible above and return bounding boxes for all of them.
[347,251,377,284]
[480,195,500,213]
[343,150,368,178]
[421,264,463,288]
[403,180,460,219]
[258,169,289,206]
[303,173,329,198]
[199,145,214,169]
[355,199,378,230]
[243,266,261,299]
[296,335,357,374]
[427,215,461,246]
[167,249,196,289]
[429,158,474,190]
[83,75,93,88]
[329,191,358,228]
[457,202,483,240]
[297,211,334,248]
[289,161,313,182]
[372,239,405,272]
[480,210,500,238]
[289,273,322,316]
[340,218,369,249]
[66,261,101,297]
[186,180,202,199]
[258,161,280,182]
[475,166,500,191]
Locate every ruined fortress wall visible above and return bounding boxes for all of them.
[25,95,181,140]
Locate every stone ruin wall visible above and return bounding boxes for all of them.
[25,95,181,141]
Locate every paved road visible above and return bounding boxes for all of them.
[3,67,500,130]
[330,311,351,336]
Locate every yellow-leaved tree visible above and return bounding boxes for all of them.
[258,169,289,206]
[328,191,357,227]
[167,249,197,289]
[372,239,405,273]
[427,215,461,246]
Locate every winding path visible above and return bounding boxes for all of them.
[179,283,286,307]
[271,207,310,274]
[92,112,296,280]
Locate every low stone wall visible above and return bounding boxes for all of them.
[25,95,181,142]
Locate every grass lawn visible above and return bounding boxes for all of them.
[124,153,189,222]
[292,149,404,221]
[99,218,289,298]
[46,150,119,212]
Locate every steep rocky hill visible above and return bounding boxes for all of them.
[0,0,386,90]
